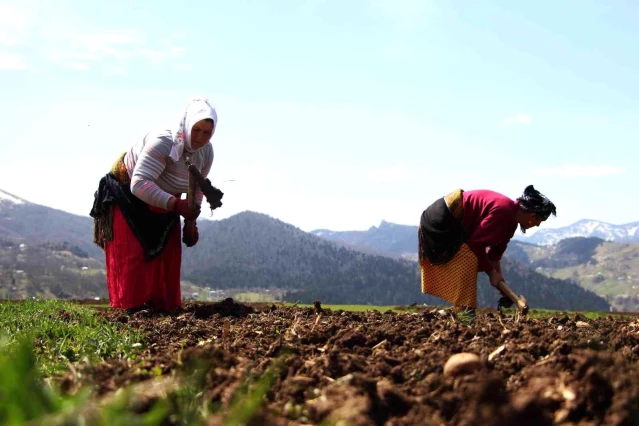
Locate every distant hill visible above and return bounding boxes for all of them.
[507,237,639,312]
[311,220,639,311]
[186,212,609,311]
[505,237,607,268]
[181,212,438,306]
[0,236,205,301]
[311,219,639,256]
[0,189,612,311]
[0,189,105,300]
[0,237,107,300]
[0,189,103,260]
[514,219,639,246]
[311,220,417,260]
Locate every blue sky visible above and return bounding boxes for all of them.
[1,0,637,233]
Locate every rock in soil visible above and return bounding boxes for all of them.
[443,352,481,377]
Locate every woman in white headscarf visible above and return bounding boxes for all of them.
[90,97,218,315]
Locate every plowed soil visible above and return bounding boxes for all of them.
[66,299,639,425]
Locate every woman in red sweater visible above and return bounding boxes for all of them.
[418,185,557,314]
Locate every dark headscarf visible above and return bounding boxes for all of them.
[516,185,557,220]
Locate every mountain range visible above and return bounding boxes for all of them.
[0,188,614,311]
[515,219,639,246]
[310,220,639,312]
[0,189,104,260]
[313,221,418,260]
[311,218,639,257]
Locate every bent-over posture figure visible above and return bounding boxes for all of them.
[418,185,557,313]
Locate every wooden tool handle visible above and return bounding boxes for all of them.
[183,160,197,239]
[496,280,529,315]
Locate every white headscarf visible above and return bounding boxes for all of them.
[169,97,218,162]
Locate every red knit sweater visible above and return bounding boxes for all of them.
[461,190,519,273]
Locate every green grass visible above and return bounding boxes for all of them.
[235,292,277,303]
[0,299,144,376]
[77,268,106,276]
[0,299,284,425]
[223,360,283,426]
[0,336,89,425]
[0,335,169,426]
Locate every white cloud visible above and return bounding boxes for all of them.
[139,46,185,67]
[0,4,189,73]
[502,113,532,125]
[65,30,139,59]
[44,29,141,69]
[0,4,32,46]
[139,48,170,62]
[103,65,127,76]
[533,165,625,179]
[46,30,187,71]
[0,51,28,70]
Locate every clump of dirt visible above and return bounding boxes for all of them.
[57,309,76,323]
[63,302,639,425]
[181,297,255,319]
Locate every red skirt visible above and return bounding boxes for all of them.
[105,204,182,311]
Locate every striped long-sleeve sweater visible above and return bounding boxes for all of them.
[124,129,214,210]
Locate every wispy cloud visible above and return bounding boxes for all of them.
[0,51,28,70]
[44,29,185,72]
[0,4,189,73]
[139,46,186,70]
[0,4,33,69]
[0,4,32,47]
[502,113,532,125]
[533,165,625,179]
[103,65,127,76]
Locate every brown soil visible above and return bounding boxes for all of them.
[64,299,639,425]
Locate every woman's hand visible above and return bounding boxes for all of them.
[182,220,199,247]
[169,198,201,220]
[489,268,512,301]
[488,269,505,288]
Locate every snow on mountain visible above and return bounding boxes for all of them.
[313,218,639,256]
[514,219,639,245]
[0,189,28,205]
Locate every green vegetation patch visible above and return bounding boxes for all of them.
[0,300,143,376]
[234,292,278,303]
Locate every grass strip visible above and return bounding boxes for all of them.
[0,299,143,376]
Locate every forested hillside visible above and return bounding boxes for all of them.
[0,192,613,311]
[0,238,106,300]
[184,212,610,310]
[507,237,639,312]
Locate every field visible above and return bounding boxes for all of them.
[2,299,639,425]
